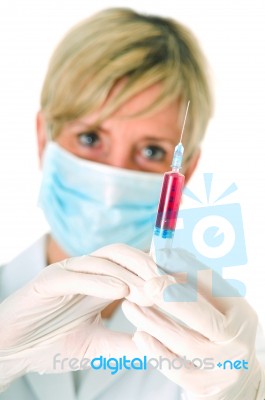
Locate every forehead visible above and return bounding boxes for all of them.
[77,82,181,132]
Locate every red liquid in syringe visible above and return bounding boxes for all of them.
[154,171,185,237]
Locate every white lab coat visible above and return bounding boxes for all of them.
[0,237,265,400]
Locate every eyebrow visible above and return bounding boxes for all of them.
[69,120,99,130]
[70,120,178,145]
[140,136,177,145]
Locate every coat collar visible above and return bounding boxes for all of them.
[0,235,47,301]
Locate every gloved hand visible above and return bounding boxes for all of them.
[95,244,265,400]
[0,250,153,391]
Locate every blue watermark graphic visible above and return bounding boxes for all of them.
[52,354,249,374]
[176,173,247,270]
[153,173,247,300]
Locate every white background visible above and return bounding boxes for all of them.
[0,1,264,323]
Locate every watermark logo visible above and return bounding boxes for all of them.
[52,354,249,374]
[153,173,247,300]
[175,173,247,271]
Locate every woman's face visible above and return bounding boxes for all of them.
[53,84,182,173]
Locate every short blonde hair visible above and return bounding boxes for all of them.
[40,7,213,165]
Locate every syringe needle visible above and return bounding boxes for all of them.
[171,100,190,171]
[180,100,190,143]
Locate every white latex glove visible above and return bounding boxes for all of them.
[94,244,265,399]
[0,251,152,391]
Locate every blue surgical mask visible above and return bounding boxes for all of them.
[38,142,163,256]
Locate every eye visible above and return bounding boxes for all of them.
[78,131,100,147]
[141,145,166,161]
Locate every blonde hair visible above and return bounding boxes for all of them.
[40,7,213,165]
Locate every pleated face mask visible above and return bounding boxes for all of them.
[38,142,163,256]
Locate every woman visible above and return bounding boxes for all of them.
[0,7,264,400]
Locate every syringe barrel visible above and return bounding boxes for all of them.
[154,171,185,238]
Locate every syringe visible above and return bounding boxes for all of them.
[150,101,190,259]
